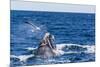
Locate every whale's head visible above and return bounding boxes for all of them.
[43,32,55,49]
[36,32,56,58]
[43,32,54,40]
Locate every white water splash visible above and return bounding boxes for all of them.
[56,43,95,54]
[11,43,95,67]
[25,22,41,32]
[25,47,37,51]
[83,45,95,53]
[11,54,34,63]
[31,26,41,32]
[24,43,95,56]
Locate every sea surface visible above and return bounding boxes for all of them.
[10,10,95,67]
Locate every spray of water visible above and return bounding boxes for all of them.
[24,21,47,39]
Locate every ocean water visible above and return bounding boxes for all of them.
[10,10,95,66]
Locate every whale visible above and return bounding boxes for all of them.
[24,21,58,58]
[35,32,57,58]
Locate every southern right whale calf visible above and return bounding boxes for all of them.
[35,32,58,58]
[24,21,59,58]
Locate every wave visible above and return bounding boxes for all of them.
[56,43,95,54]
[10,43,95,66]
[25,47,37,51]
[11,54,34,63]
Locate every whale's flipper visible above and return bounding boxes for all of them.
[25,21,41,32]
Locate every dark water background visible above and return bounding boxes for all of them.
[10,10,95,66]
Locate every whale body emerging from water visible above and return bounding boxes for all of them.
[24,21,58,58]
[35,32,57,58]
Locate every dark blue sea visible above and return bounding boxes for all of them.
[10,10,95,66]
